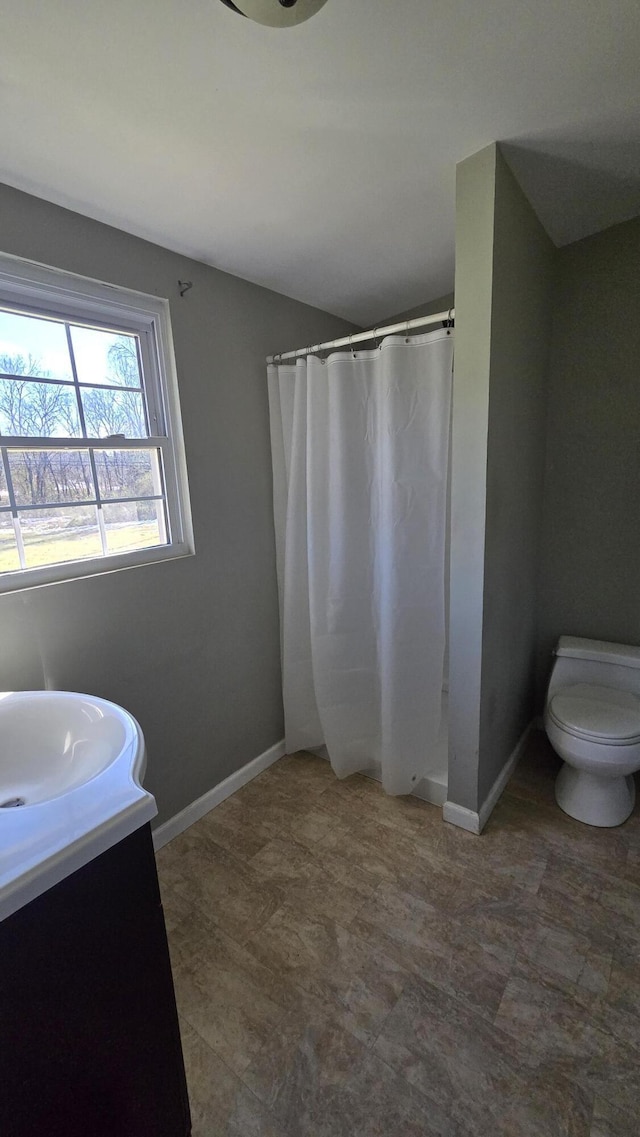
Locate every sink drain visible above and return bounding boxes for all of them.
[0,797,26,808]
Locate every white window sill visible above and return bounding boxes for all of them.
[0,543,195,595]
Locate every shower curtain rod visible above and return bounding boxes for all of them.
[266,308,455,364]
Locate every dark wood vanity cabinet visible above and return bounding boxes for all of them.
[0,824,191,1137]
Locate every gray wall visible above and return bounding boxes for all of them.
[477,150,555,803]
[0,183,357,826]
[537,215,640,693]
[448,144,555,814]
[448,144,497,812]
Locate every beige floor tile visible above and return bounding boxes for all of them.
[179,1017,246,1136]
[223,1087,285,1137]
[352,881,515,1019]
[155,741,640,1137]
[211,782,341,852]
[178,1015,286,1136]
[590,1095,638,1137]
[160,879,196,934]
[165,828,285,945]
[248,834,380,925]
[577,1047,640,1122]
[507,731,563,807]
[534,852,640,946]
[195,806,273,862]
[168,906,291,1076]
[374,977,592,1136]
[495,956,617,1066]
[488,790,630,878]
[316,807,457,889]
[620,841,640,887]
[518,916,614,998]
[245,902,408,1045]
[241,1001,362,1111]
[245,1011,457,1137]
[263,750,337,796]
[608,931,640,1016]
[319,774,445,842]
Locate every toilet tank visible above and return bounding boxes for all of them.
[547,637,640,701]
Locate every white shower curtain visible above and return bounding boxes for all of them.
[268,328,453,794]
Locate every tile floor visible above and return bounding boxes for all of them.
[155,734,640,1136]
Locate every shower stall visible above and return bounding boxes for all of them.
[267,310,454,805]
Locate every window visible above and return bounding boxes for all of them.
[0,253,193,592]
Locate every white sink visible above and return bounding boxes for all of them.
[0,691,146,807]
[0,691,156,922]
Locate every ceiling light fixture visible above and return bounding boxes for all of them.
[219,0,328,27]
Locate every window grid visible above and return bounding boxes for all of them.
[0,445,26,567]
[0,447,169,573]
[0,314,169,573]
[0,254,193,593]
[0,371,144,394]
[65,321,109,557]
[0,306,150,436]
[1,493,165,512]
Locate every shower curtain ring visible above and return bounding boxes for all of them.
[405,320,410,343]
[349,334,356,358]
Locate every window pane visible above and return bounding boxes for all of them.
[0,378,81,438]
[70,327,142,389]
[0,309,72,382]
[102,500,166,554]
[94,449,162,500]
[8,450,95,506]
[19,505,101,567]
[0,513,20,572]
[0,461,8,508]
[80,386,147,438]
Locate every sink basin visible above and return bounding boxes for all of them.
[0,691,156,922]
[0,691,146,807]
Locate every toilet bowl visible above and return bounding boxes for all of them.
[544,638,640,827]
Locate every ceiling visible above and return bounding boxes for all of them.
[1,0,639,326]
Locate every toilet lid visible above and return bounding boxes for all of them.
[549,684,640,743]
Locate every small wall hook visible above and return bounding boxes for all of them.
[178,280,193,298]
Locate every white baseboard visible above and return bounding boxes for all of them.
[443,720,533,836]
[412,770,448,808]
[152,739,286,851]
[442,801,482,834]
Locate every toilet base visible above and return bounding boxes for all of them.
[555,763,636,827]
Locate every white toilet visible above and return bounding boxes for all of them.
[544,636,640,827]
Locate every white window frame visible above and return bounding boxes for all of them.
[0,252,194,594]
